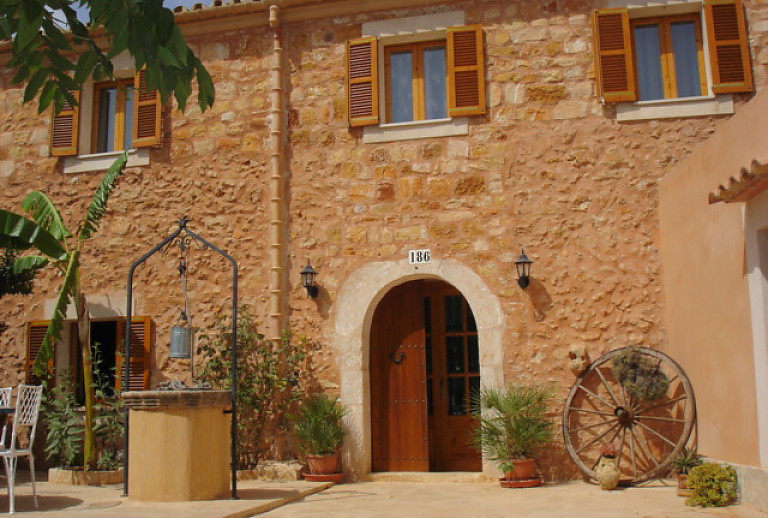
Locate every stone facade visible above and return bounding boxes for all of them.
[2,0,768,479]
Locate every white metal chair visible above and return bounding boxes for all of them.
[0,387,12,448]
[0,385,43,514]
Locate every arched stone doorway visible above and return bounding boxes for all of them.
[333,259,504,479]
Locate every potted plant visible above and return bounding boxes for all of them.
[672,447,704,497]
[595,441,620,490]
[290,393,347,482]
[472,383,555,488]
[611,346,670,403]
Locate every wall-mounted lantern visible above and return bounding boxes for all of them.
[300,261,319,298]
[515,249,532,289]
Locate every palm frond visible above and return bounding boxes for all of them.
[34,250,79,376]
[0,209,68,261]
[78,151,128,241]
[21,190,72,241]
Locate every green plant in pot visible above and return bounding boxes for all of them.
[611,346,670,403]
[472,383,554,488]
[673,447,704,497]
[290,394,347,480]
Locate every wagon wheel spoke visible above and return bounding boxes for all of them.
[616,428,627,471]
[568,407,615,417]
[635,415,686,424]
[575,423,621,455]
[636,395,688,415]
[635,420,678,448]
[629,427,639,478]
[595,366,622,407]
[568,420,615,434]
[575,384,616,410]
[633,420,662,468]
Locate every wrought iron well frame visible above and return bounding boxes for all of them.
[123,217,239,498]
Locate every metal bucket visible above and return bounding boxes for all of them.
[170,326,193,359]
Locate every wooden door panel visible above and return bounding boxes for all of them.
[426,284,482,472]
[370,282,428,471]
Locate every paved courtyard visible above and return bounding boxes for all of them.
[0,475,765,518]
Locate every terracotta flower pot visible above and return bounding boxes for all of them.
[499,457,542,488]
[677,474,694,497]
[304,451,343,483]
[306,451,340,475]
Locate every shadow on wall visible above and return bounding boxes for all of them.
[525,279,552,322]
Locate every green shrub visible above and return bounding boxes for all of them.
[290,394,347,456]
[686,463,738,507]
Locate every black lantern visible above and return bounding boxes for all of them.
[300,261,319,298]
[515,249,532,289]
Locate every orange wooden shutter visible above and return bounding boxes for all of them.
[704,0,753,94]
[116,316,151,391]
[447,25,486,117]
[50,92,79,156]
[347,37,379,127]
[592,9,637,102]
[26,321,53,384]
[132,71,162,147]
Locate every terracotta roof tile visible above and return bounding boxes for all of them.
[709,160,768,204]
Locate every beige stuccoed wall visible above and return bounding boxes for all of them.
[659,89,768,468]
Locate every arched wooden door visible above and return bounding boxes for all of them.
[370,280,481,472]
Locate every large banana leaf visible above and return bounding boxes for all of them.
[33,250,79,376]
[21,190,72,241]
[13,254,49,273]
[0,210,68,261]
[79,151,128,240]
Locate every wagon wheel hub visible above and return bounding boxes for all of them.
[614,406,635,427]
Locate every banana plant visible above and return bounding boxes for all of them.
[0,151,128,469]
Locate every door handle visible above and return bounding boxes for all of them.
[388,351,405,365]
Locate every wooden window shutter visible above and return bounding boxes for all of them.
[26,321,53,384]
[447,25,486,117]
[704,0,753,94]
[592,9,637,102]
[347,37,379,127]
[132,71,162,147]
[50,92,79,156]
[115,316,151,391]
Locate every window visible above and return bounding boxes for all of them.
[50,70,161,158]
[93,79,135,153]
[593,0,752,104]
[347,24,486,128]
[385,41,447,123]
[632,15,706,101]
[27,316,151,394]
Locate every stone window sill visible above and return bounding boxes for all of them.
[63,148,149,174]
[616,95,734,122]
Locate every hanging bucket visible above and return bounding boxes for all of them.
[170,326,193,359]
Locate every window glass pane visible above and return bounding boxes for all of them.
[467,335,479,373]
[446,336,464,374]
[124,86,135,149]
[390,50,414,122]
[671,21,701,98]
[633,24,665,101]
[444,295,463,332]
[466,301,477,332]
[423,46,447,120]
[96,87,117,153]
[448,378,466,415]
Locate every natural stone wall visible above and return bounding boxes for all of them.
[1,0,768,414]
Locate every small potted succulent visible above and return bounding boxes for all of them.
[290,393,347,482]
[672,447,704,497]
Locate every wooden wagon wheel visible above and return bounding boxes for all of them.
[562,346,696,485]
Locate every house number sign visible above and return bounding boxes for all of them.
[408,249,432,265]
